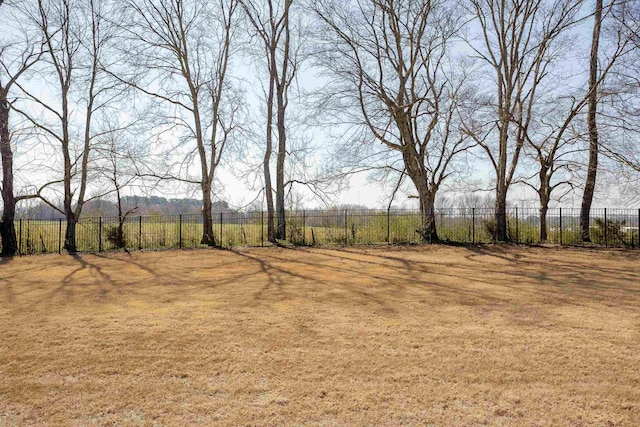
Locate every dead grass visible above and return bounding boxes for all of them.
[1,245,640,426]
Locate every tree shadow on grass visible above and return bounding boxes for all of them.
[299,245,640,309]
[0,255,14,265]
[248,247,505,311]
[8,246,640,320]
[10,253,154,312]
[230,248,401,315]
[291,246,513,307]
[463,244,526,263]
[63,254,113,285]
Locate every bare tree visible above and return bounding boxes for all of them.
[0,2,43,256]
[117,0,241,246]
[240,0,300,242]
[11,0,120,253]
[93,120,145,249]
[508,0,635,242]
[312,0,472,241]
[580,0,604,242]
[517,106,584,242]
[578,0,639,241]
[464,0,587,241]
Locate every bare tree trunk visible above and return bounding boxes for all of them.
[63,131,76,253]
[406,169,438,241]
[201,185,215,246]
[495,184,508,242]
[264,156,275,242]
[264,153,275,242]
[62,173,78,253]
[580,0,603,243]
[495,182,508,242]
[419,186,438,242]
[539,205,549,242]
[275,96,286,240]
[493,103,512,243]
[403,145,440,241]
[538,165,550,242]
[64,216,77,254]
[0,93,18,256]
[265,51,276,243]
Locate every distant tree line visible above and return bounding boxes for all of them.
[17,197,234,220]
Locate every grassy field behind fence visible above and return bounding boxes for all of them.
[6,208,640,254]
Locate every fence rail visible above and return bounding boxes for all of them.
[5,207,640,255]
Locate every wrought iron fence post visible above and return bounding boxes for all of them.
[220,212,223,247]
[429,208,433,245]
[387,208,391,244]
[303,210,306,245]
[604,208,608,247]
[472,208,476,244]
[58,218,62,254]
[138,216,142,250]
[261,210,264,247]
[559,208,563,246]
[179,215,183,249]
[515,206,519,244]
[98,217,103,252]
[344,209,348,244]
[19,218,22,255]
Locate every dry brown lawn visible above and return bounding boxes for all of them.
[1,245,639,426]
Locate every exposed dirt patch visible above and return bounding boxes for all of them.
[1,245,639,425]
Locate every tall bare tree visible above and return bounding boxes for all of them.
[0,2,42,256]
[118,0,241,246]
[465,0,586,241]
[312,0,472,241]
[240,0,300,242]
[580,0,604,242]
[579,0,638,239]
[12,0,119,253]
[499,0,635,242]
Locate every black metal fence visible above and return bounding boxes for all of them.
[5,207,640,255]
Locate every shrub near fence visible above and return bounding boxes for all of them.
[4,208,640,255]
